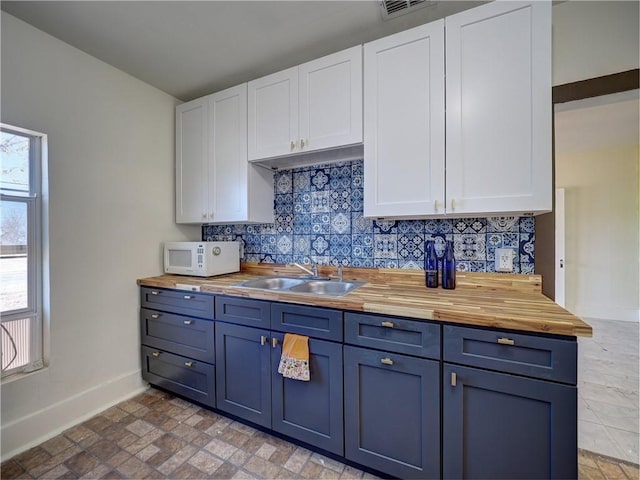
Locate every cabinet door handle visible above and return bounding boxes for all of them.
[451,372,457,387]
[434,199,440,211]
[183,320,193,325]
[381,321,394,328]
[451,198,456,211]
[300,139,305,148]
[150,290,160,295]
[497,337,515,346]
[202,213,207,219]
[184,361,194,368]
[260,335,268,346]
[290,141,296,151]
[380,357,394,366]
[183,295,194,300]
[152,351,161,357]
[151,314,161,319]
[272,338,279,348]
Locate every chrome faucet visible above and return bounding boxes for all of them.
[292,262,317,277]
[337,265,343,282]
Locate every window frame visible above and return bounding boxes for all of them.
[1,123,46,378]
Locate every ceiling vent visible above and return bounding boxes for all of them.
[379,1,438,20]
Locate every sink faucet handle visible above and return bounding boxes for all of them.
[337,265,343,282]
[312,263,318,276]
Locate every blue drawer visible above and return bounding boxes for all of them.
[345,313,440,360]
[141,346,215,408]
[443,325,577,384]
[271,303,343,341]
[140,308,214,363]
[140,287,214,318]
[215,296,271,328]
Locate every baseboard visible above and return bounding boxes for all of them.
[1,370,148,462]
[575,306,639,323]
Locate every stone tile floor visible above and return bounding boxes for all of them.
[2,387,639,479]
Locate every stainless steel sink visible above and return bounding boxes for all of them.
[237,276,307,290]
[289,280,364,296]
[235,276,365,297]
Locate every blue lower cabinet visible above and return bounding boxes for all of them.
[271,333,344,455]
[344,345,441,479]
[141,346,215,408]
[215,322,272,427]
[443,364,577,480]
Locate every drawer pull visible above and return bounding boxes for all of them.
[151,314,161,319]
[150,290,160,295]
[184,361,194,368]
[380,357,394,366]
[451,372,457,387]
[497,337,515,346]
[183,295,194,300]
[272,338,279,348]
[183,320,193,325]
[261,335,267,346]
[151,351,161,357]
[381,321,394,328]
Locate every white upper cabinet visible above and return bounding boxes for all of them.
[248,46,362,162]
[363,1,551,219]
[176,84,274,225]
[364,21,445,218]
[176,97,209,223]
[445,1,552,216]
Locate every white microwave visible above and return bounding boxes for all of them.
[164,241,240,277]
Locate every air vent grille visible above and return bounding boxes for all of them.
[380,0,437,20]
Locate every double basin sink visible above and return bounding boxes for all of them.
[235,276,365,297]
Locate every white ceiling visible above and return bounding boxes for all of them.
[1,1,484,101]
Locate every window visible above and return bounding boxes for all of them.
[1,124,46,378]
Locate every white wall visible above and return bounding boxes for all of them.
[555,93,640,322]
[553,1,640,85]
[0,12,199,460]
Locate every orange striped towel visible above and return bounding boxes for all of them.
[277,333,310,381]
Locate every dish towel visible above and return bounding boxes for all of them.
[278,333,310,381]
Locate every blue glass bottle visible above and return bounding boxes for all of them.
[442,240,456,290]
[424,240,438,288]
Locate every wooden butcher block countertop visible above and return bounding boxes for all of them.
[138,263,592,338]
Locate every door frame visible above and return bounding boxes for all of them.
[535,68,639,300]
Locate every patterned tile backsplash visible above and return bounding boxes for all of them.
[203,160,535,273]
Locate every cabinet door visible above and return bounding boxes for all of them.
[176,97,209,223]
[344,346,440,479]
[363,21,445,218]
[271,333,344,455]
[215,322,271,427]
[208,84,248,223]
[445,1,552,216]
[248,67,298,160]
[298,46,362,153]
[443,364,577,479]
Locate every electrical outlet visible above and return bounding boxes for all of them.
[495,248,514,272]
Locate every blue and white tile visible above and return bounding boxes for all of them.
[330,164,351,190]
[245,234,262,254]
[375,259,397,268]
[454,218,487,234]
[398,259,423,270]
[310,255,330,266]
[292,235,310,257]
[426,233,452,258]
[352,234,373,260]
[351,258,374,268]
[260,235,276,254]
[292,213,311,235]
[425,219,454,234]
[397,232,425,261]
[350,188,364,212]
[330,256,351,267]
[310,191,330,213]
[276,234,293,255]
[487,216,519,233]
[351,160,364,189]
[260,254,276,263]
[330,189,351,212]
[274,214,293,234]
[275,171,293,194]
[374,219,397,234]
[330,235,351,257]
[310,234,330,256]
[275,254,293,265]
[330,212,350,235]
[245,254,261,263]
[311,213,330,234]
[351,212,373,234]
[519,263,534,274]
[310,168,330,191]
[275,194,293,214]
[293,193,311,214]
[293,170,311,193]
[260,223,277,235]
[519,216,535,233]
[519,232,535,263]
[453,233,486,261]
[374,234,398,260]
[398,220,425,234]
[460,260,487,273]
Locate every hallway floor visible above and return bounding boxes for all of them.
[1,385,638,479]
[578,318,639,465]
